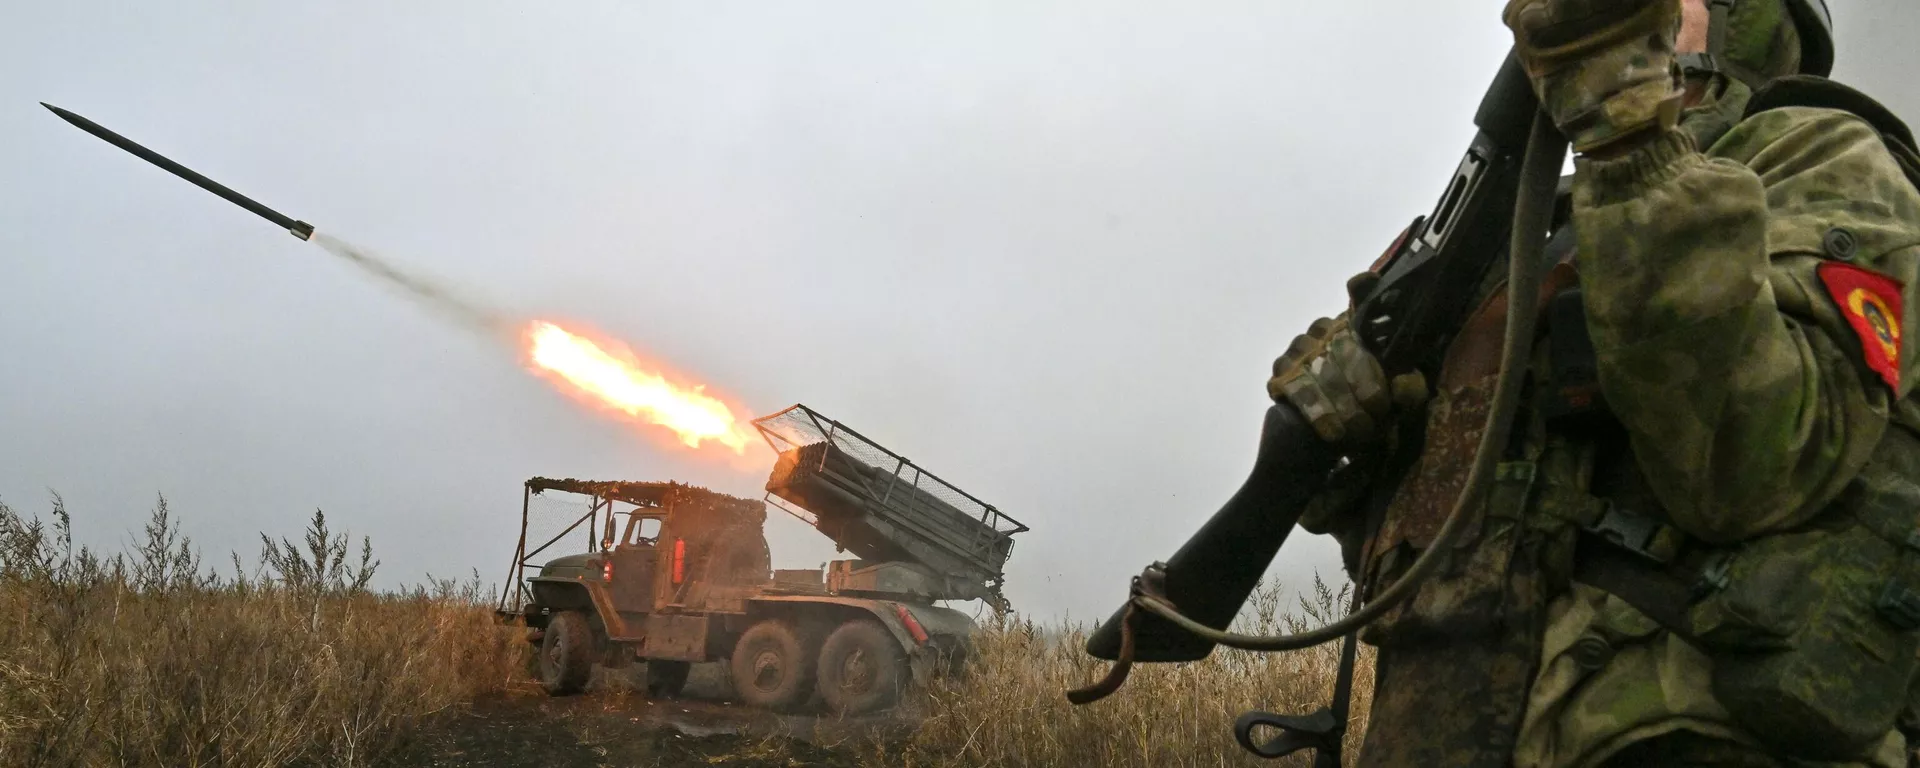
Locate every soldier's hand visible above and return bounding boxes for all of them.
[1504,0,1684,154]
[1268,315,1393,447]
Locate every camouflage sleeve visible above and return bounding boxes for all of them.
[1572,107,1920,543]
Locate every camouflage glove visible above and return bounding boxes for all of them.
[1269,314,1393,446]
[1504,0,1685,155]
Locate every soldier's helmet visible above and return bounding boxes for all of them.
[1788,0,1835,77]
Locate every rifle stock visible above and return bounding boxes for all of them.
[1085,50,1540,662]
[1086,402,1336,661]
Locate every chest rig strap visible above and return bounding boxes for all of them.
[1536,274,1716,641]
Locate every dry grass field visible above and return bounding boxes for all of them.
[0,496,527,768]
[0,495,1370,768]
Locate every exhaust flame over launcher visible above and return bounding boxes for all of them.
[525,322,753,453]
[42,103,754,454]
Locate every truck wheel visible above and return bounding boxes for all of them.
[730,620,813,711]
[539,610,595,696]
[645,660,691,699]
[818,619,907,716]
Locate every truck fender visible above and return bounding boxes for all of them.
[746,595,971,656]
[530,576,636,638]
[528,576,596,612]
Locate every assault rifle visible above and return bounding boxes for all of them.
[1084,50,1543,664]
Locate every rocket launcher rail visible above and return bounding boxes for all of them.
[752,404,1027,603]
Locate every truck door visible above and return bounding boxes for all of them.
[607,515,659,615]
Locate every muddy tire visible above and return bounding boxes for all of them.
[645,660,691,699]
[817,619,907,716]
[730,620,814,711]
[539,610,596,696]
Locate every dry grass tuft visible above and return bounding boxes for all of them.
[884,577,1376,768]
[0,494,526,768]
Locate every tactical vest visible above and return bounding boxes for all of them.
[1351,76,1920,765]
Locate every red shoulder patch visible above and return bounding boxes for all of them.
[1817,261,1905,391]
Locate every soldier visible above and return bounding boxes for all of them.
[1270,0,1920,765]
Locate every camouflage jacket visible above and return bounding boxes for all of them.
[1313,76,1920,768]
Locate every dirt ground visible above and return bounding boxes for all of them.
[392,663,908,768]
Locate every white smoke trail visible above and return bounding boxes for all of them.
[310,232,519,341]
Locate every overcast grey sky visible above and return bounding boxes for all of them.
[5,1,1918,622]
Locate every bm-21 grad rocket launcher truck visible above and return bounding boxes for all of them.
[496,403,1029,716]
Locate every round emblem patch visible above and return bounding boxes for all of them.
[1819,261,1907,391]
[1849,287,1901,363]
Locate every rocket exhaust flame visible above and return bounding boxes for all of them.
[316,236,754,454]
[317,237,755,454]
[525,322,754,453]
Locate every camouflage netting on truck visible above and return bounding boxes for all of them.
[669,492,772,591]
[522,477,770,590]
[525,477,763,518]
[752,404,1027,603]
